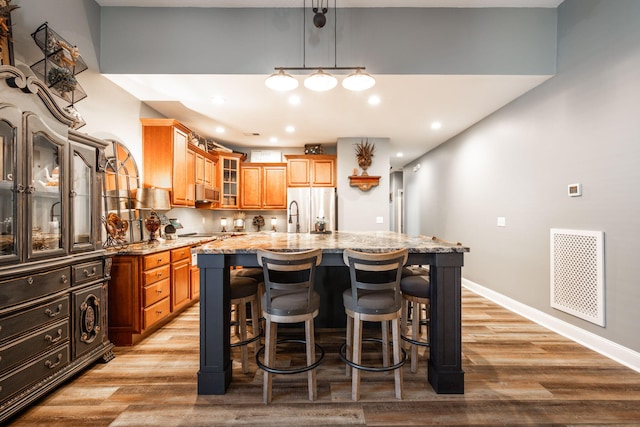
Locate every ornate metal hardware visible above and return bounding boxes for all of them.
[26,277,33,285]
[45,353,63,369]
[79,294,100,344]
[45,304,63,318]
[83,267,97,278]
[61,275,68,284]
[45,329,63,344]
[16,184,25,193]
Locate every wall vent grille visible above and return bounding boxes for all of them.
[550,229,604,326]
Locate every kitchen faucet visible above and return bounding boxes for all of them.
[288,200,300,233]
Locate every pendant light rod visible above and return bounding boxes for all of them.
[273,66,367,71]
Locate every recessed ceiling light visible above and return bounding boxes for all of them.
[215,126,225,133]
[270,137,278,143]
[285,125,295,133]
[368,95,381,105]
[289,95,301,105]
[212,96,225,105]
[431,121,442,130]
[396,152,403,157]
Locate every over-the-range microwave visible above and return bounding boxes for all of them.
[195,184,220,203]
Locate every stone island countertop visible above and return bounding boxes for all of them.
[195,231,469,255]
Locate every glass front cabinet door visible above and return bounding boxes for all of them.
[0,106,19,264]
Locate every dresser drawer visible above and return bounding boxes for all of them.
[143,277,170,307]
[0,343,70,403]
[143,297,170,329]
[0,296,69,343]
[170,247,191,263]
[143,251,170,270]
[0,267,71,310]
[0,320,69,374]
[72,260,104,286]
[143,264,170,287]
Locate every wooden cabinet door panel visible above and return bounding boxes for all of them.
[263,166,287,209]
[195,152,205,185]
[172,127,190,205]
[287,158,310,187]
[312,158,335,187]
[240,166,261,209]
[171,259,191,311]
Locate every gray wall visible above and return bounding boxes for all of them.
[404,0,640,353]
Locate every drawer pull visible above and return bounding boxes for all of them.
[45,354,63,369]
[156,310,163,315]
[61,275,68,284]
[83,267,97,278]
[156,288,163,294]
[45,329,63,344]
[157,257,163,263]
[156,271,163,277]
[26,277,34,285]
[45,304,64,318]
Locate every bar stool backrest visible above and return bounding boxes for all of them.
[342,248,408,314]
[257,249,323,317]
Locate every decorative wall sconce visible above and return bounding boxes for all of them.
[233,211,246,231]
[220,217,227,232]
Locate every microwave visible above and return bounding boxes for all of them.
[195,184,220,203]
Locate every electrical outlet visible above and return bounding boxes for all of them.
[497,217,506,227]
[202,217,206,225]
[376,216,384,224]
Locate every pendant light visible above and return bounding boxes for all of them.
[304,69,337,91]
[266,0,374,92]
[342,68,376,91]
[265,68,299,92]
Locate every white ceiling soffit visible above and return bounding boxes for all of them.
[94,1,564,8]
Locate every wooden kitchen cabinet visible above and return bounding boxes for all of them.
[240,163,287,210]
[195,149,217,187]
[141,118,195,206]
[108,244,199,346]
[285,155,336,187]
[218,152,244,209]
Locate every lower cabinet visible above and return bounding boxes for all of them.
[108,244,199,346]
[0,254,114,423]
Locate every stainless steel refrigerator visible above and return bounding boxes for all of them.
[286,187,337,233]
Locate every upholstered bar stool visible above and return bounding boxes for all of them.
[340,248,408,401]
[255,248,325,404]
[400,274,430,373]
[230,275,262,374]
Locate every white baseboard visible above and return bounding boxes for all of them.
[462,278,640,373]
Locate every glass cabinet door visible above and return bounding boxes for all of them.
[0,117,18,263]
[70,142,96,252]
[25,107,68,260]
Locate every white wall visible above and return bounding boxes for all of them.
[404,0,640,353]
[336,137,390,231]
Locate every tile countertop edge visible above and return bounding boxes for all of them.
[195,231,470,254]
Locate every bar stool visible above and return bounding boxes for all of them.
[400,274,430,373]
[340,248,408,401]
[255,248,324,404]
[230,275,262,374]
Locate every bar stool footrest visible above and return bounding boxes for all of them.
[339,338,407,372]
[256,339,325,375]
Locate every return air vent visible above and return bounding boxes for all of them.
[550,229,604,326]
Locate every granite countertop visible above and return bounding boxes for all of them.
[108,234,243,256]
[196,231,469,255]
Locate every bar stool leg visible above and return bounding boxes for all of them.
[237,300,249,374]
[411,301,420,373]
[392,316,403,399]
[305,318,317,401]
[263,320,277,404]
[345,314,353,377]
[381,320,390,374]
[352,313,363,401]
[250,298,261,359]
[401,299,410,351]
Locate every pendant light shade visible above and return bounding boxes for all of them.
[342,68,376,91]
[265,69,299,91]
[304,69,338,92]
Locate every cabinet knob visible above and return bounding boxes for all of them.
[156,288,163,294]
[156,272,162,277]
[157,258,163,263]
[61,275,68,284]
[156,310,163,315]
[26,277,34,285]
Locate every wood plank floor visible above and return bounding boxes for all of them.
[8,288,640,426]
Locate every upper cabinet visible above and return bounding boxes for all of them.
[285,154,336,187]
[240,163,287,210]
[218,152,243,209]
[141,119,194,207]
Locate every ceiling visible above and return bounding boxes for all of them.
[99,1,562,170]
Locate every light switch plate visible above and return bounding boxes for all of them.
[376,216,384,224]
[497,217,506,227]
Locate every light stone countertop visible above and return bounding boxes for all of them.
[196,231,469,254]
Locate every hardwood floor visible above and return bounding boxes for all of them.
[8,289,640,426]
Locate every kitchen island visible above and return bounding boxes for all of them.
[195,231,470,395]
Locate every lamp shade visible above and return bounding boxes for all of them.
[265,69,299,91]
[134,188,171,211]
[304,69,337,92]
[342,69,376,91]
